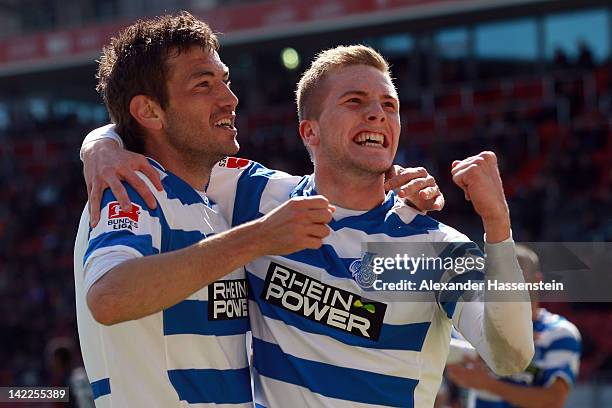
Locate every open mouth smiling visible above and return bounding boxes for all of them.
[353,131,388,148]
[213,117,235,130]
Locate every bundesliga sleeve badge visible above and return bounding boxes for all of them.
[107,202,141,231]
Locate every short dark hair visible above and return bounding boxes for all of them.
[96,12,219,153]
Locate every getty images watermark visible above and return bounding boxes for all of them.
[351,251,563,292]
[342,242,612,302]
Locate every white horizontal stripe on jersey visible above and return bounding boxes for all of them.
[250,300,422,380]
[320,225,429,258]
[539,349,579,369]
[92,395,111,408]
[158,193,228,233]
[165,333,248,371]
[187,403,254,408]
[83,246,141,292]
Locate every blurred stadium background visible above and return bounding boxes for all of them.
[0,0,610,406]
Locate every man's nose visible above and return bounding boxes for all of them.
[219,82,239,110]
[366,102,385,123]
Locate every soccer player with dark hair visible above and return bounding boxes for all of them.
[74,12,348,407]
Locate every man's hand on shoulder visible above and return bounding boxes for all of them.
[384,165,445,212]
[82,138,163,227]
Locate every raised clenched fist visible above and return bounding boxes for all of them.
[451,151,510,243]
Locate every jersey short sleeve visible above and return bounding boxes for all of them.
[540,323,582,387]
[207,157,303,227]
[82,174,164,292]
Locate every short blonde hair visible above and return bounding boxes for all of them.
[295,45,390,121]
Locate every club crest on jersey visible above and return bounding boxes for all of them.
[261,262,386,340]
[208,278,248,320]
[349,252,377,288]
[107,202,140,231]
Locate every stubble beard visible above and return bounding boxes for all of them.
[165,113,231,171]
[319,135,390,180]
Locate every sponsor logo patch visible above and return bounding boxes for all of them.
[261,262,386,340]
[218,157,250,169]
[208,278,249,320]
[107,202,140,230]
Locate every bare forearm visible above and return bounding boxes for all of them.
[88,219,264,324]
[483,215,511,243]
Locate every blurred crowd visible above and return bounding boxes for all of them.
[0,57,610,398]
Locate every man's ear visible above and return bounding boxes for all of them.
[129,95,164,131]
[299,120,321,148]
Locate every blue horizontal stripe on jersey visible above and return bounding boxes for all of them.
[253,338,418,407]
[540,336,581,354]
[475,399,509,408]
[84,231,158,265]
[168,367,252,404]
[281,245,354,279]
[90,378,111,400]
[280,242,480,282]
[541,364,576,386]
[165,229,207,251]
[326,193,395,231]
[249,271,430,351]
[330,211,441,238]
[163,299,249,336]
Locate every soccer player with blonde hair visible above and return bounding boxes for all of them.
[80,42,533,407]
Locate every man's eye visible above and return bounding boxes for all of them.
[347,98,361,103]
[198,82,210,88]
[383,102,396,109]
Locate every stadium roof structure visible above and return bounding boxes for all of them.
[0,0,563,77]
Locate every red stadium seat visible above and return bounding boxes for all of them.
[472,83,504,106]
[594,66,610,93]
[512,78,545,101]
[405,114,437,136]
[445,112,476,133]
[435,88,463,111]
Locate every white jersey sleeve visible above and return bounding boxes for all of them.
[452,236,534,376]
[82,172,163,293]
[80,124,123,160]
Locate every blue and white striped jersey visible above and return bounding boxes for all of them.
[73,159,251,407]
[208,159,488,408]
[470,308,581,408]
